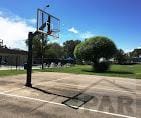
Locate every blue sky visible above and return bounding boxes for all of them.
[0,0,140,52]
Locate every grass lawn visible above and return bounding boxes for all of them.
[38,64,141,79]
[0,64,140,79]
[0,70,26,77]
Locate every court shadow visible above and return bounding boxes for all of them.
[106,71,133,75]
[31,86,94,109]
[104,79,136,93]
[31,86,71,99]
[30,80,103,109]
[82,69,133,75]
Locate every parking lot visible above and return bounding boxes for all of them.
[0,72,140,118]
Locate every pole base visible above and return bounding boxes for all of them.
[25,83,32,87]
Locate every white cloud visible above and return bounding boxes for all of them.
[124,48,134,53]
[48,39,59,44]
[125,46,141,53]
[68,27,79,34]
[79,31,94,39]
[0,11,35,50]
[68,27,94,39]
[137,46,141,49]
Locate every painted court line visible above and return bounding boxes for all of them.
[0,92,135,118]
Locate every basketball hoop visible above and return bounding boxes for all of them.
[47,30,59,39]
[37,9,60,39]
[26,8,60,87]
[47,30,52,35]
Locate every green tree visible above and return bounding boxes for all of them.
[115,49,128,64]
[74,36,117,72]
[63,40,81,58]
[26,35,64,59]
[45,43,64,59]
[25,34,47,58]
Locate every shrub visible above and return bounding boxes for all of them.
[92,61,110,72]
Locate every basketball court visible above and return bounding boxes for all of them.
[0,5,140,118]
[0,72,140,118]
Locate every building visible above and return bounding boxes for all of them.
[0,39,27,66]
[131,48,141,63]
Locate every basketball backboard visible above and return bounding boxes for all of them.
[37,9,60,38]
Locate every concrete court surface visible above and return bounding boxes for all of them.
[0,72,140,118]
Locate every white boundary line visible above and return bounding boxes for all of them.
[0,92,135,118]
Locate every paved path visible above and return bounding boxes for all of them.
[0,66,42,70]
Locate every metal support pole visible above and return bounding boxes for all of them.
[41,34,44,70]
[25,32,33,87]
[16,55,18,70]
[41,12,44,70]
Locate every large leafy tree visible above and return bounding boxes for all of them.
[25,35,64,59]
[25,34,48,58]
[74,36,117,72]
[45,43,64,59]
[115,49,128,64]
[63,40,81,58]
